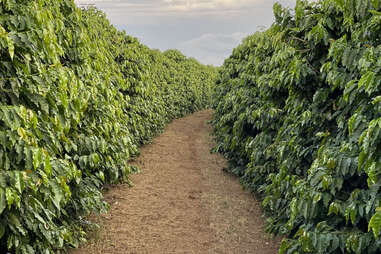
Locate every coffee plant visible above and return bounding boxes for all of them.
[0,0,216,253]
[212,0,381,253]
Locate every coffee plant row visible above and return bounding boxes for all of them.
[0,0,216,253]
[212,0,380,253]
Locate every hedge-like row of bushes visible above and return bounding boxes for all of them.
[0,1,216,253]
[212,0,380,253]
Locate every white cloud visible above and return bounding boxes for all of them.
[73,0,298,65]
[162,0,255,11]
[74,0,120,4]
[74,0,285,25]
[74,0,290,15]
[179,32,249,66]
[182,32,248,51]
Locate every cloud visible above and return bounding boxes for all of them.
[161,0,255,11]
[179,32,249,66]
[74,0,294,16]
[181,32,248,52]
[74,0,297,26]
[73,0,298,65]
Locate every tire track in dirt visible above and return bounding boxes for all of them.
[71,110,281,254]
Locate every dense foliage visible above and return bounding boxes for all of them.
[212,0,381,253]
[0,0,216,253]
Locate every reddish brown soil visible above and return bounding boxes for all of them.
[71,110,281,254]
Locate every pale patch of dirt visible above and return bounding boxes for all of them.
[71,110,281,254]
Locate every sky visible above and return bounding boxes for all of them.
[74,0,297,66]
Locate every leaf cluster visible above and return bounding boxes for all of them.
[212,0,381,253]
[0,1,217,253]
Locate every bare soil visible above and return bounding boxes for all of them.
[71,110,281,254]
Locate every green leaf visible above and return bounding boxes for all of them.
[372,96,381,104]
[0,188,6,214]
[313,193,322,203]
[44,155,52,176]
[358,151,367,172]
[279,239,291,254]
[369,210,381,239]
[358,71,376,95]
[0,25,14,60]
[11,171,25,194]
[51,183,63,210]
[5,188,14,208]
[6,36,14,61]
[369,10,381,15]
[33,148,43,170]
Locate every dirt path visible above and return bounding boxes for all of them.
[72,110,281,254]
